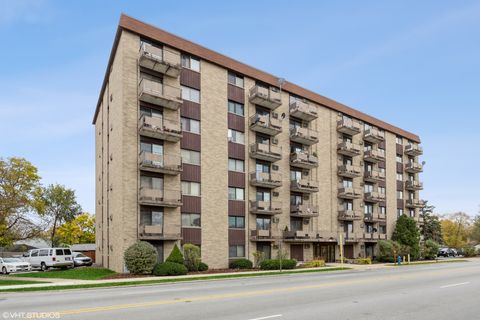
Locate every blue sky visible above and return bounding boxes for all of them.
[0,0,479,216]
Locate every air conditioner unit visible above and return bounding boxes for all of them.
[272,165,279,171]
[272,112,278,119]
[303,171,309,176]
[272,138,279,144]
[273,192,280,197]
[304,195,310,201]
[272,217,280,223]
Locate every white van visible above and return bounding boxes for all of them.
[23,248,74,271]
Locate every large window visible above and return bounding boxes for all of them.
[140,106,162,118]
[256,217,271,230]
[397,208,404,217]
[396,155,403,163]
[182,213,201,227]
[228,101,244,116]
[181,149,200,165]
[181,54,200,72]
[228,216,245,229]
[364,203,373,214]
[140,142,163,155]
[228,129,245,144]
[290,194,302,206]
[228,72,244,88]
[229,245,245,258]
[140,209,163,226]
[344,222,353,233]
[343,200,353,211]
[181,117,200,134]
[342,179,353,188]
[256,190,271,202]
[181,181,201,196]
[379,186,386,194]
[181,86,200,103]
[397,191,404,199]
[140,176,163,190]
[396,173,403,181]
[228,158,244,172]
[396,136,403,145]
[228,187,244,200]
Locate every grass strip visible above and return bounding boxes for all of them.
[389,259,468,267]
[11,267,116,280]
[0,279,49,286]
[0,267,350,293]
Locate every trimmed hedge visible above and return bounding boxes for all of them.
[198,262,209,272]
[355,257,372,265]
[260,259,297,270]
[183,243,201,271]
[166,244,184,265]
[303,260,326,268]
[152,262,188,276]
[124,241,158,274]
[229,259,253,269]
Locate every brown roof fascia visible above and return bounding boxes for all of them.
[93,14,420,143]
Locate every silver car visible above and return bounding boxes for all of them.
[73,252,93,267]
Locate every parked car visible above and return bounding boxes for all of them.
[438,248,457,257]
[22,248,74,271]
[72,252,93,267]
[0,257,32,274]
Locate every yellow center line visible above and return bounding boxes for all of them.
[58,265,476,316]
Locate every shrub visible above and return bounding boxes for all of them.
[303,260,326,268]
[355,257,372,265]
[259,259,297,270]
[423,240,440,260]
[252,251,265,268]
[124,241,158,274]
[463,246,477,257]
[183,243,201,271]
[229,258,253,269]
[378,240,401,262]
[198,262,209,271]
[152,262,188,276]
[166,244,184,265]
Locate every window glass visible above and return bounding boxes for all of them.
[31,250,38,257]
[181,117,200,134]
[181,86,200,103]
[256,217,271,230]
[228,129,245,144]
[228,101,244,116]
[380,206,386,214]
[39,249,48,256]
[182,181,201,196]
[140,107,162,118]
[343,179,353,188]
[228,187,244,200]
[397,191,403,199]
[228,159,244,172]
[181,149,200,165]
[364,203,373,214]
[181,54,200,72]
[290,170,302,181]
[182,213,201,227]
[56,249,64,256]
[228,72,244,88]
[228,216,245,228]
[256,190,271,202]
[396,155,403,163]
[344,201,353,210]
[141,176,163,190]
[229,245,245,258]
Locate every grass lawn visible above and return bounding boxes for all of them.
[11,267,116,280]
[0,279,49,286]
[390,259,468,266]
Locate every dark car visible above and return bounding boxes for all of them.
[438,248,456,257]
[72,252,93,267]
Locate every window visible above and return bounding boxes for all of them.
[364,203,373,214]
[343,157,353,166]
[256,190,271,202]
[182,213,201,227]
[344,200,353,211]
[397,208,404,217]
[256,217,271,230]
[379,225,387,234]
[343,179,353,188]
[181,54,200,72]
[290,169,302,181]
[396,136,403,145]
[290,194,303,206]
[291,218,303,232]
[181,117,200,134]
[31,250,38,257]
[228,187,244,200]
[409,209,416,217]
[396,155,403,163]
[228,72,244,88]
[380,167,386,174]
[229,245,245,258]
[181,86,200,103]
[379,186,386,194]
[228,158,244,172]
[229,216,245,229]
[181,149,200,165]
[228,129,245,144]
[141,176,163,189]
[141,209,163,226]
[364,183,374,193]
[256,162,270,173]
[380,206,386,214]
[141,142,163,155]
[364,123,372,131]
[344,222,354,233]
[289,118,302,130]
[366,224,374,233]
[140,106,162,118]
[397,191,403,199]
[39,249,48,257]
[228,101,244,116]
[56,249,64,256]
[364,143,373,152]
[396,173,403,181]
[182,181,201,196]
[409,192,415,200]
[64,249,72,255]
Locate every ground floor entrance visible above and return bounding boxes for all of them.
[146,240,164,262]
[256,243,272,259]
[365,243,376,259]
[313,243,336,262]
[343,244,354,259]
[290,244,304,261]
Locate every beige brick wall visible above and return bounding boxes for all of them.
[385,132,398,237]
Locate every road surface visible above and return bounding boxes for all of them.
[1,260,479,320]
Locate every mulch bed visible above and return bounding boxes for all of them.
[102,268,260,279]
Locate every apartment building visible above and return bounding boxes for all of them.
[93,15,424,272]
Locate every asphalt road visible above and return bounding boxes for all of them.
[1,260,479,320]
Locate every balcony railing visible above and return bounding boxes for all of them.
[249,114,282,136]
[138,224,182,240]
[337,141,361,157]
[249,85,282,110]
[290,179,319,193]
[249,200,282,215]
[363,149,385,162]
[284,230,310,239]
[405,180,423,190]
[138,114,182,142]
[364,170,386,182]
[364,212,386,222]
[405,162,423,173]
[338,187,362,199]
[290,204,319,217]
[363,233,378,241]
[250,229,276,241]
[249,172,282,188]
[290,151,318,169]
[139,43,181,78]
[289,127,319,145]
[337,118,361,135]
[405,144,423,156]
[138,78,182,110]
[249,143,282,162]
[363,128,385,143]
[364,192,386,203]
[342,232,361,242]
[289,101,318,121]
[139,152,182,175]
[138,188,182,207]
[338,164,362,178]
[406,199,426,208]
[338,209,362,221]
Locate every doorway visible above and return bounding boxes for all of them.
[290,244,304,261]
[313,243,336,262]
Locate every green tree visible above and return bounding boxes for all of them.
[56,213,95,245]
[441,212,471,248]
[36,184,82,246]
[420,202,443,243]
[0,157,45,246]
[470,214,480,244]
[392,215,421,259]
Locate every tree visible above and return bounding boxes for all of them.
[165,244,184,265]
[470,215,480,244]
[441,212,471,248]
[0,157,45,246]
[420,201,443,243]
[36,184,82,246]
[392,215,421,259]
[56,213,95,245]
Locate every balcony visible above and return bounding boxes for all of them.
[249,172,282,188]
[342,232,361,242]
[364,192,386,203]
[290,179,319,193]
[338,187,362,199]
[363,233,378,241]
[405,144,423,156]
[405,162,423,173]
[249,143,282,162]
[364,170,386,183]
[338,164,362,178]
[138,115,182,142]
[138,43,181,78]
[249,114,282,136]
[290,151,318,169]
[138,78,182,110]
[289,127,319,145]
[290,204,319,218]
[405,180,423,191]
[337,118,361,135]
[249,85,282,110]
[138,188,182,207]
[250,229,276,241]
[249,200,282,215]
[338,209,362,221]
[138,224,182,241]
[363,149,385,162]
[139,152,182,175]
[364,212,386,222]
[337,141,361,157]
[284,230,311,240]
[406,199,426,208]
[363,128,385,143]
[289,101,318,121]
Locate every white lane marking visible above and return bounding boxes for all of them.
[440,282,470,289]
[248,315,283,320]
